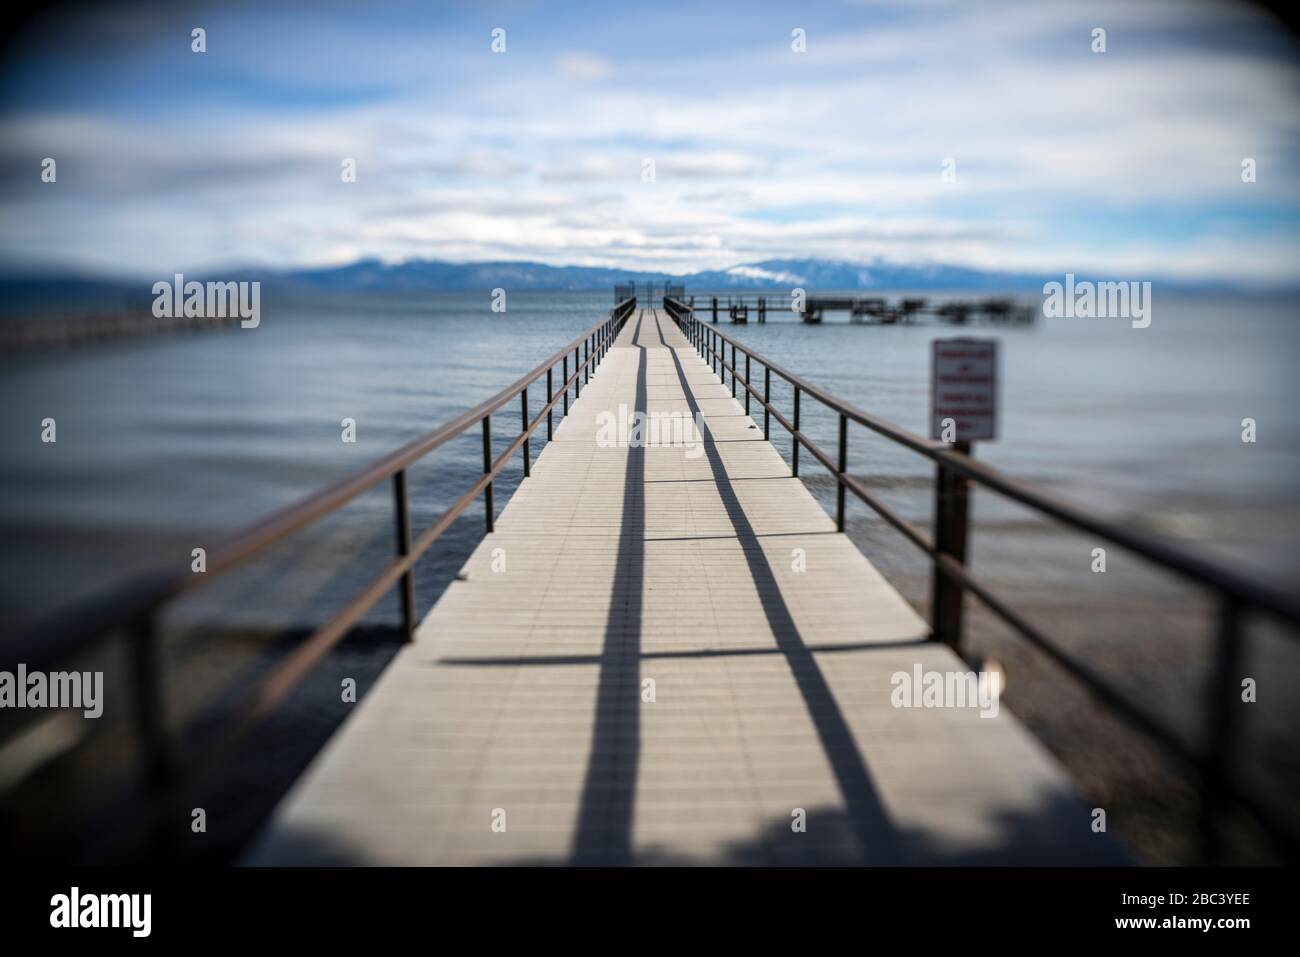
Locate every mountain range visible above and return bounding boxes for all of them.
[0,257,1277,314]
[279,257,1056,293]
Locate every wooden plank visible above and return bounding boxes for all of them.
[246,310,1122,865]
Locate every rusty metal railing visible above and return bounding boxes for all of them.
[664,295,1300,863]
[1,297,637,851]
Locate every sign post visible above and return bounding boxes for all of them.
[928,338,998,651]
[930,338,998,443]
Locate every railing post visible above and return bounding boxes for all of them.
[836,413,848,532]
[521,387,530,478]
[712,296,718,324]
[131,613,172,791]
[131,611,177,855]
[482,415,494,533]
[562,356,569,416]
[584,338,589,385]
[763,365,771,440]
[574,347,581,398]
[745,353,751,416]
[1201,595,1243,864]
[392,469,416,640]
[730,344,736,398]
[547,367,553,441]
[931,441,971,650]
[792,386,801,477]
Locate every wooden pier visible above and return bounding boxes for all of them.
[8,292,1298,865]
[245,309,1118,865]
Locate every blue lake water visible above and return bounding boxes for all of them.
[1,289,1297,636]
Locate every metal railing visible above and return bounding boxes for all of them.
[664,295,1300,863]
[2,297,637,847]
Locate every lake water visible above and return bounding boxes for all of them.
[2,289,1297,862]
[3,288,1296,629]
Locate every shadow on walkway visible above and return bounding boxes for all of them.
[569,310,649,865]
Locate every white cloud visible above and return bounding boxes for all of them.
[555,53,614,81]
[0,0,1297,282]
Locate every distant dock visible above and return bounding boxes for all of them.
[686,293,1037,325]
[0,309,244,354]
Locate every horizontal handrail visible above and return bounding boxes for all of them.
[665,294,1300,862]
[665,297,1300,627]
[3,298,638,674]
[2,296,638,857]
[12,297,636,862]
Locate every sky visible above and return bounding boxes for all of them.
[0,0,1298,282]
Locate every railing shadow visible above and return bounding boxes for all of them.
[661,326,902,862]
[569,310,648,865]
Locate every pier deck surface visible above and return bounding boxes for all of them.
[247,310,1119,865]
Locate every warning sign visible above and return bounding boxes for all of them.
[930,338,997,442]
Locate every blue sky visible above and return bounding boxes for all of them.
[1,0,1298,282]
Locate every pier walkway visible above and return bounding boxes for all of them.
[246,309,1116,865]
